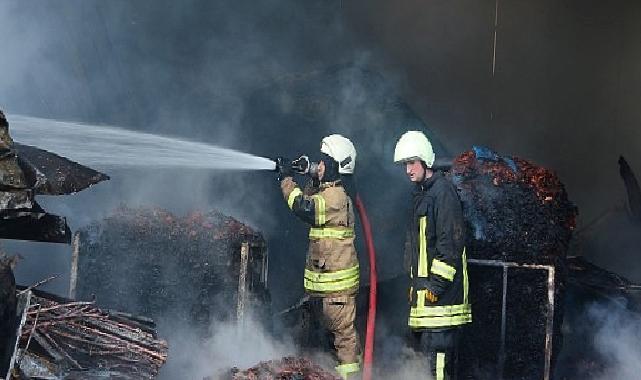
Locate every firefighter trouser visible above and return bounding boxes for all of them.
[412,328,461,380]
[311,295,361,378]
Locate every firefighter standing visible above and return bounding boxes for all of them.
[394,131,471,380]
[276,134,361,379]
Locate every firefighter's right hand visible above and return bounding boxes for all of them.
[275,157,293,181]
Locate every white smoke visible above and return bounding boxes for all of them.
[589,303,641,380]
[158,316,299,379]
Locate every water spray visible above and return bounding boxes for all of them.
[9,115,277,171]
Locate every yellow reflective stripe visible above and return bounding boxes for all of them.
[336,362,360,379]
[287,188,303,209]
[408,313,472,328]
[305,265,359,283]
[410,303,471,318]
[312,194,326,225]
[436,352,445,380]
[309,227,354,239]
[418,216,428,277]
[304,275,359,292]
[431,258,456,281]
[462,247,469,304]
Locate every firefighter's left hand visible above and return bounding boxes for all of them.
[425,289,438,303]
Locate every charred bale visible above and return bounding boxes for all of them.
[76,207,269,331]
[451,147,577,264]
[448,147,577,379]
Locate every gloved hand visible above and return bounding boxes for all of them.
[425,289,438,303]
[275,156,293,181]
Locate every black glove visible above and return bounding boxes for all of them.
[275,157,293,181]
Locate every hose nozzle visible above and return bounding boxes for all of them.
[291,155,310,174]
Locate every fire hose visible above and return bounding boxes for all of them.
[354,193,377,380]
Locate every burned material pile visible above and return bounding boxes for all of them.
[452,146,577,264]
[222,357,341,380]
[450,147,577,379]
[8,289,167,379]
[75,207,269,328]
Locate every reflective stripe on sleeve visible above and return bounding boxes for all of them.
[287,187,303,209]
[431,258,456,281]
[418,216,428,277]
[462,247,469,305]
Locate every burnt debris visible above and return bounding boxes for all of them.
[75,206,270,330]
[452,146,577,264]
[7,288,167,379]
[222,357,341,380]
[13,143,109,196]
[0,110,109,244]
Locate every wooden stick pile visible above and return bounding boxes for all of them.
[18,293,168,379]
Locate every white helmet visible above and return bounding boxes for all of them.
[394,130,435,167]
[321,134,357,174]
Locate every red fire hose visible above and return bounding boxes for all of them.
[354,194,377,380]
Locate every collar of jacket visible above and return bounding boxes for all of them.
[414,170,443,194]
[320,180,342,189]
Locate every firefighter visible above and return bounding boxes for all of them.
[276,134,361,379]
[394,131,471,380]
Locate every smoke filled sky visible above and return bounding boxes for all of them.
[0,0,639,282]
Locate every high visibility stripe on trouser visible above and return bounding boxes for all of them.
[309,227,354,239]
[304,265,360,293]
[335,362,360,379]
[436,352,445,380]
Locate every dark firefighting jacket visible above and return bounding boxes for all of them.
[406,171,472,329]
[281,177,359,297]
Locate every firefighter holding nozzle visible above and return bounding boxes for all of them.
[275,134,361,379]
[395,131,472,380]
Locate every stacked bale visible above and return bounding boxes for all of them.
[452,147,577,264]
[76,207,268,328]
[451,147,577,379]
